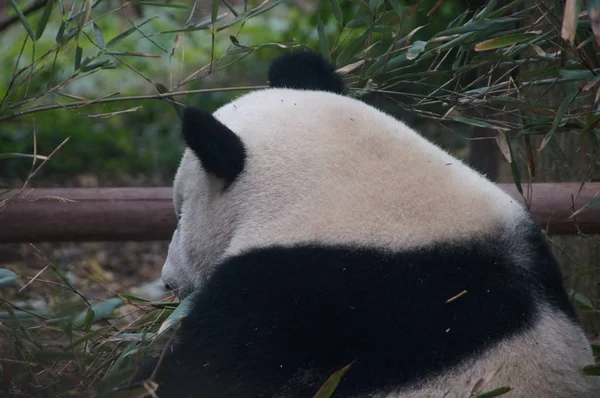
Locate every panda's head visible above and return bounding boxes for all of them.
[162,51,522,298]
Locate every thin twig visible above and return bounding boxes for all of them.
[0,86,267,122]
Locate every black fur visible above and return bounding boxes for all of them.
[268,51,345,94]
[181,106,246,189]
[132,221,576,397]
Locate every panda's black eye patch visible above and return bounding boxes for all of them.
[181,107,246,190]
[267,51,345,94]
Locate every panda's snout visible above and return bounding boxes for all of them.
[162,276,177,292]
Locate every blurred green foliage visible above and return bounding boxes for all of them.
[0,0,464,182]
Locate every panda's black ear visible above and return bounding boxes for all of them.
[267,51,345,94]
[181,106,246,189]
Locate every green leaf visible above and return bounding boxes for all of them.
[592,344,600,357]
[74,46,83,70]
[138,1,189,8]
[161,12,227,33]
[211,0,220,24]
[506,134,522,195]
[330,0,343,24]
[312,362,354,398]
[538,88,579,151]
[64,326,111,350]
[55,20,66,43]
[582,362,600,376]
[475,33,538,51]
[387,0,403,17]
[345,16,369,28]
[574,267,600,277]
[104,341,139,380]
[476,387,512,398]
[157,294,195,336]
[369,0,384,12]
[9,0,35,40]
[436,18,522,37]
[335,30,368,65]
[0,268,18,288]
[571,196,600,218]
[406,40,427,60]
[474,0,498,20]
[118,293,151,303]
[570,290,595,310]
[317,16,329,60]
[106,17,156,48]
[91,22,105,47]
[80,59,116,72]
[35,0,54,40]
[74,298,124,328]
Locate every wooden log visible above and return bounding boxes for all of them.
[0,188,176,243]
[0,183,599,243]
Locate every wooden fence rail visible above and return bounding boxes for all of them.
[0,183,599,243]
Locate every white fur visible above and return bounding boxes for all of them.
[162,88,599,396]
[163,88,526,292]
[376,308,596,397]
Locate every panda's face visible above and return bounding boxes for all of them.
[161,148,240,299]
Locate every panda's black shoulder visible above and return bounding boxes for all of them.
[267,51,345,94]
[141,237,575,397]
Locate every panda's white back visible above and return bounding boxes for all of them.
[212,87,525,256]
[129,51,599,398]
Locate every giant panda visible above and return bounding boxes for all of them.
[132,51,599,397]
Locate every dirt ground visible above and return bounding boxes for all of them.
[1,174,172,303]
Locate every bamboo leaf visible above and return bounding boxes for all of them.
[106,18,156,48]
[475,33,538,51]
[406,40,427,60]
[74,46,83,70]
[561,0,581,45]
[55,20,66,43]
[582,363,600,376]
[587,0,600,46]
[336,59,365,75]
[330,0,343,24]
[211,0,220,24]
[74,298,124,328]
[570,290,595,310]
[0,268,18,288]
[138,1,189,8]
[91,22,105,47]
[428,0,446,16]
[9,0,35,40]
[118,293,151,303]
[80,60,117,72]
[35,0,55,40]
[185,0,200,26]
[317,16,329,60]
[312,362,354,398]
[437,18,522,37]
[157,294,195,336]
[538,88,579,151]
[506,134,522,195]
[571,196,600,218]
[387,0,403,16]
[63,326,111,350]
[0,153,48,160]
[474,0,499,20]
[476,387,512,398]
[369,0,384,12]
